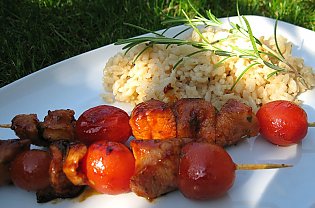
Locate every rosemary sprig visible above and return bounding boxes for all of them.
[115,2,307,90]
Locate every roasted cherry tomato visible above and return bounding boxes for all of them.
[82,140,135,195]
[76,105,132,145]
[178,142,236,200]
[256,100,308,146]
[10,149,51,192]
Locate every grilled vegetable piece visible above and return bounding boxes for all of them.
[172,98,216,143]
[42,110,76,142]
[10,149,51,191]
[63,142,88,186]
[256,100,308,146]
[76,105,132,145]
[11,114,47,146]
[0,139,31,185]
[178,142,236,200]
[83,141,135,195]
[215,99,259,146]
[130,138,191,199]
[130,99,177,140]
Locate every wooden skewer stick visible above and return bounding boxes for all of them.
[0,124,11,128]
[236,163,292,170]
[308,122,315,127]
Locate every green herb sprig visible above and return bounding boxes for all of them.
[115,2,308,90]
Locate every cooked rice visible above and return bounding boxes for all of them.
[102,27,315,112]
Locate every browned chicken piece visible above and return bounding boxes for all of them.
[215,99,259,146]
[63,142,88,186]
[0,139,31,185]
[11,114,48,146]
[130,99,177,140]
[130,138,191,199]
[36,141,84,203]
[172,98,216,143]
[41,110,76,142]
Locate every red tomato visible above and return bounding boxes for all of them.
[10,149,51,192]
[82,140,135,195]
[256,100,308,146]
[178,142,236,200]
[76,105,132,145]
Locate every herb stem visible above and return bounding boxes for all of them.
[115,3,310,91]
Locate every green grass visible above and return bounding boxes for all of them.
[1,0,314,87]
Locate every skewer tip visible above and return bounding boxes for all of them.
[236,163,293,170]
[0,124,11,128]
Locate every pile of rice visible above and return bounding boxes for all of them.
[103,27,315,112]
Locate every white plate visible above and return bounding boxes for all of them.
[1,16,315,208]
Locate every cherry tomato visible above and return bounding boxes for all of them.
[10,149,51,192]
[256,100,308,146]
[82,140,135,195]
[178,142,236,200]
[76,105,132,145]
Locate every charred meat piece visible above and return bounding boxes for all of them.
[172,98,216,143]
[36,141,84,203]
[215,99,259,146]
[41,110,76,142]
[11,114,47,146]
[36,185,84,203]
[0,139,31,185]
[63,142,88,186]
[130,99,176,140]
[130,138,191,199]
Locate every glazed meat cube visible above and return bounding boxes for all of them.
[0,139,31,185]
[11,114,47,146]
[130,138,191,199]
[172,98,216,143]
[215,99,259,146]
[41,110,76,142]
[129,99,177,140]
[36,141,84,203]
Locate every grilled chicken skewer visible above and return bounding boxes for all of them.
[1,109,76,146]
[1,98,258,147]
[130,98,260,147]
[130,138,292,199]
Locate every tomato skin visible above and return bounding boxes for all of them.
[178,142,236,200]
[256,100,308,146]
[76,105,132,145]
[83,141,135,195]
[10,149,51,192]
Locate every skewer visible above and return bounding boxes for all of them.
[308,122,315,127]
[0,124,11,128]
[236,163,292,170]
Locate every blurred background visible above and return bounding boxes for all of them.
[1,0,314,87]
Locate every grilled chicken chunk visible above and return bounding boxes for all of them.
[130,98,258,147]
[130,138,191,199]
[41,110,76,142]
[172,98,216,143]
[36,141,84,203]
[215,99,259,146]
[0,139,31,185]
[130,99,177,140]
[11,114,47,146]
